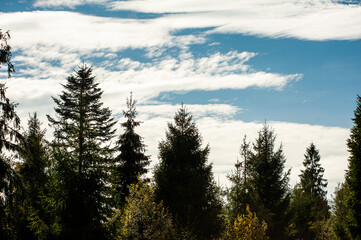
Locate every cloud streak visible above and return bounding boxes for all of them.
[109,0,361,41]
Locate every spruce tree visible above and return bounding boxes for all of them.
[0,105,20,239]
[19,113,48,198]
[249,124,290,240]
[300,143,327,198]
[345,94,361,239]
[47,65,116,240]
[333,182,352,239]
[0,29,15,77]
[0,47,21,238]
[227,135,254,220]
[154,105,222,239]
[113,93,149,206]
[15,113,50,240]
[290,143,329,240]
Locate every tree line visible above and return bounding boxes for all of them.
[1,30,361,239]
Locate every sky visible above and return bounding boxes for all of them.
[1,0,361,200]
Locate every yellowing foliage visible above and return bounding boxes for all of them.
[121,180,176,240]
[224,205,268,240]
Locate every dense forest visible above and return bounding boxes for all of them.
[1,29,361,240]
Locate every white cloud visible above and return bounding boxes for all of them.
[110,0,361,41]
[0,11,173,51]
[131,104,349,200]
[33,0,108,8]
[6,45,300,113]
[1,3,352,200]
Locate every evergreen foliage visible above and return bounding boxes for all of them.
[0,65,21,239]
[248,124,291,240]
[0,29,15,77]
[12,113,50,240]
[47,65,117,240]
[113,93,150,206]
[332,182,352,239]
[300,143,328,198]
[227,135,254,220]
[345,95,361,239]
[154,105,223,239]
[289,143,329,239]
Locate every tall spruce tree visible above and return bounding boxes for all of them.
[113,93,149,206]
[300,143,327,198]
[290,143,329,240]
[249,124,290,240]
[154,105,222,239]
[0,29,21,239]
[11,113,49,240]
[227,135,254,220]
[47,65,116,240]
[345,94,361,239]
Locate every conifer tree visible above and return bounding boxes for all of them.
[47,65,116,240]
[300,143,327,198]
[249,124,290,240]
[113,93,149,206]
[15,113,50,239]
[154,105,222,239]
[19,113,48,197]
[332,182,351,239]
[0,31,20,237]
[0,29,15,77]
[345,94,361,239]
[290,143,329,240]
[227,135,254,220]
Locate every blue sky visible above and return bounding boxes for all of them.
[1,0,361,198]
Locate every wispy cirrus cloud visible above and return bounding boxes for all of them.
[33,0,109,8]
[109,0,361,41]
[7,47,301,115]
[30,0,361,41]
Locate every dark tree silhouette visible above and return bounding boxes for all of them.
[345,95,361,239]
[227,135,254,220]
[290,143,329,240]
[47,65,116,240]
[249,124,290,240]
[154,105,222,239]
[0,29,15,77]
[113,93,149,206]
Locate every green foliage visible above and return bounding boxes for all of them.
[0,29,15,77]
[0,61,21,238]
[300,143,328,198]
[14,113,62,240]
[311,218,337,240]
[121,180,176,240]
[248,124,291,239]
[289,143,329,239]
[333,182,352,239]
[224,205,268,240]
[154,105,223,239]
[113,93,149,206]
[47,65,117,239]
[227,135,254,220]
[345,95,361,239]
